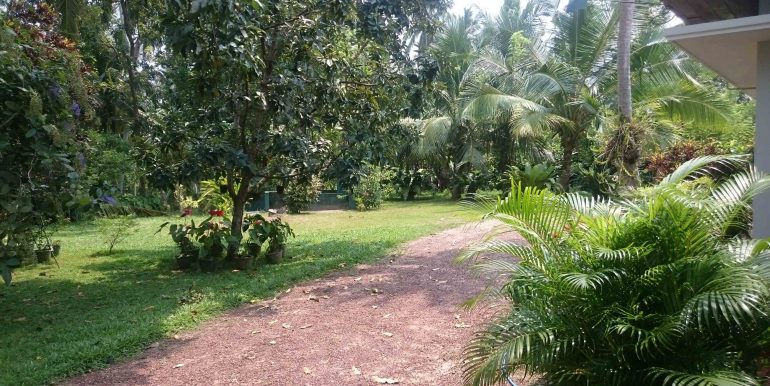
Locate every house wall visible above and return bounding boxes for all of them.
[755,40,770,237]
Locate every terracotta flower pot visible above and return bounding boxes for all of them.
[35,249,52,263]
[266,247,284,264]
[176,254,197,270]
[231,255,253,270]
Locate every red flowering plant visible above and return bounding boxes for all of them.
[157,208,230,265]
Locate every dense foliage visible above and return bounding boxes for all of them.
[460,156,770,385]
[0,3,92,283]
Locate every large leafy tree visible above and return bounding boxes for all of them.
[460,156,770,385]
[161,0,447,255]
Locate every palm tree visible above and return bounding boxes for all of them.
[410,9,487,199]
[617,0,635,122]
[464,1,728,191]
[466,2,619,191]
[459,155,770,386]
[599,10,730,184]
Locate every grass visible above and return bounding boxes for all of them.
[0,199,475,385]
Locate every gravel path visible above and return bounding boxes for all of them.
[66,221,526,386]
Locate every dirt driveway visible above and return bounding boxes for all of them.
[66,221,527,386]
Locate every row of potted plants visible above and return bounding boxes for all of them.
[1,232,62,265]
[159,210,295,272]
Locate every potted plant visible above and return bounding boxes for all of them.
[34,240,52,263]
[262,217,294,264]
[193,213,230,272]
[243,214,268,257]
[52,240,61,257]
[169,223,198,269]
[158,210,199,270]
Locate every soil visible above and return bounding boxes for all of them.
[65,221,529,386]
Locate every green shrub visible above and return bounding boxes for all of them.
[119,194,165,212]
[353,164,388,211]
[460,155,770,386]
[283,177,322,214]
[507,162,557,190]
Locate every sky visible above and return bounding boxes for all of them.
[449,0,506,16]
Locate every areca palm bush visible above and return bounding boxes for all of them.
[459,155,770,386]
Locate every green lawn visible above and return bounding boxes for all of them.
[0,200,474,385]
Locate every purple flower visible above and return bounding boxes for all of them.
[71,102,81,118]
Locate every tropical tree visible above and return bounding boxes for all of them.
[408,9,487,199]
[617,0,635,122]
[459,155,770,385]
[599,6,730,185]
[161,0,447,255]
[465,0,728,191]
[466,1,619,191]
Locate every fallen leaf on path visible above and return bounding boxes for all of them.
[322,295,329,299]
[173,334,181,339]
[370,288,382,294]
[269,340,276,345]
[371,305,378,309]
[281,323,291,329]
[251,330,261,334]
[455,322,470,328]
[308,295,319,301]
[299,324,313,329]
[354,277,362,281]
[372,376,399,384]
[382,332,393,337]
[303,367,312,374]
[352,366,362,375]
[383,314,391,318]
[269,320,278,325]
[174,364,184,368]
[436,280,447,284]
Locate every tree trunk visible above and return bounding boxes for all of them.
[229,194,247,259]
[559,142,574,192]
[451,184,463,200]
[617,0,634,122]
[227,171,251,259]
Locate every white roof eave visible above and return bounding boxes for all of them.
[664,13,770,97]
